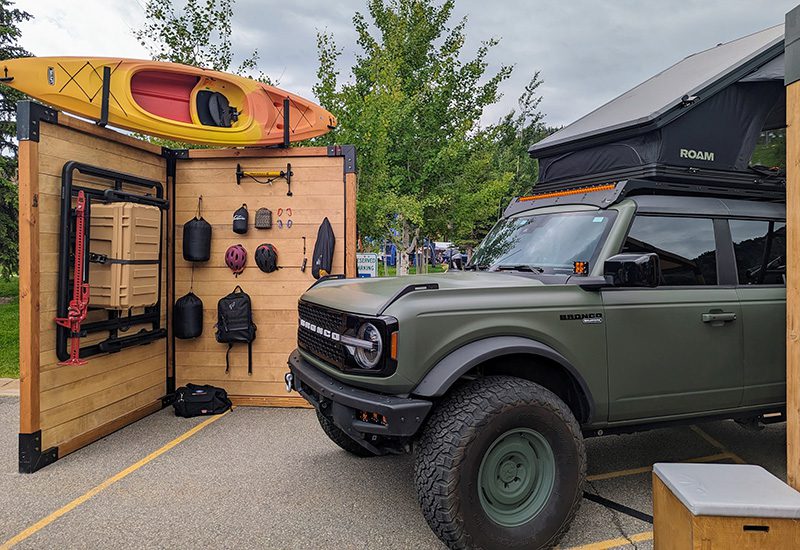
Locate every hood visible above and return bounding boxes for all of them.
[301,271,545,315]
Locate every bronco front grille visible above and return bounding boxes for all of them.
[297,301,346,368]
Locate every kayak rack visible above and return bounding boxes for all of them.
[56,161,169,363]
[97,66,111,127]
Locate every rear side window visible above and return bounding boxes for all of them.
[730,219,786,285]
[622,216,717,286]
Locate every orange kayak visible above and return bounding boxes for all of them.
[1,57,337,146]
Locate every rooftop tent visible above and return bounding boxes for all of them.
[529,25,786,186]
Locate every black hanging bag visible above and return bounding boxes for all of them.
[233,203,249,234]
[174,292,203,339]
[183,196,212,262]
[311,217,336,279]
[173,384,232,417]
[215,285,257,374]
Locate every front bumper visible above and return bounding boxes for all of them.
[287,349,432,452]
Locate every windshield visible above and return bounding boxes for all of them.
[469,210,617,273]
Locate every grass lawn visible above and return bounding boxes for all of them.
[0,277,19,378]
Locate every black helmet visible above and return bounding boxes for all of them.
[255,243,279,273]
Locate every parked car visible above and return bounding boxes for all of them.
[286,175,785,549]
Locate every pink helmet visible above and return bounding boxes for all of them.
[225,244,247,276]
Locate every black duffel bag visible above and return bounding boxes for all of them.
[183,197,212,262]
[173,384,232,417]
[174,292,203,339]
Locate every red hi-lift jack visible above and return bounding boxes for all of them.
[54,190,90,366]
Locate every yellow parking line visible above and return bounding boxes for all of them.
[566,530,653,549]
[0,411,230,550]
[690,425,746,464]
[586,452,732,482]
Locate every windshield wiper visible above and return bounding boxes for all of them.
[491,264,545,273]
[464,263,489,271]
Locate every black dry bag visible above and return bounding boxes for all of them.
[174,292,203,339]
[215,286,257,375]
[173,384,231,417]
[312,217,336,279]
[233,203,249,234]
[183,197,212,262]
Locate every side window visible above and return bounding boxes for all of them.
[622,216,717,286]
[729,219,786,285]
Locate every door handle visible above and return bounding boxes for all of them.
[702,312,736,325]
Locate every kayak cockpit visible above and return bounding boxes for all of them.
[130,69,241,128]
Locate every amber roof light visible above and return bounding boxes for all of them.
[518,183,616,202]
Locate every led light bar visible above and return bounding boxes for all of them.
[518,183,616,202]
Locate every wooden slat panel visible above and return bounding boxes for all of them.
[788,80,800,489]
[42,384,165,450]
[186,146,331,159]
[40,355,164,410]
[18,139,40,434]
[32,118,169,454]
[41,367,164,428]
[174,151,348,405]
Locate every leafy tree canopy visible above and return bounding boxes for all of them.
[0,0,31,278]
[314,0,548,262]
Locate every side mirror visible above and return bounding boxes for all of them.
[604,253,660,287]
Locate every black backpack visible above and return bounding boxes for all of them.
[173,384,231,417]
[215,286,257,374]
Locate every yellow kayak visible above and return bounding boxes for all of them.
[1,57,337,146]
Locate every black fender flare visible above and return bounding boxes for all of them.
[412,336,594,421]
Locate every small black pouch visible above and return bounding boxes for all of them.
[233,204,249,234]
[173,384,232,417]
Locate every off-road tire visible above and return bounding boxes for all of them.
[316,410,378,457]
[414,376,586,549]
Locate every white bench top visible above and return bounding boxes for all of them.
[654,463,800,519]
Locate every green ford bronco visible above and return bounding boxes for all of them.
[285,179,786,548]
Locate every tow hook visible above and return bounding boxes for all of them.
[284,372,294,393]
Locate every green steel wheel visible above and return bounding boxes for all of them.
[414,376,586,549]
[478,427,556,527]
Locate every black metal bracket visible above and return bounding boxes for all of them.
[327,144,357,174]
[16,100,58,142]
[161,393,176,408]
[19,431,58,473]
[97,66,111,127]
[57,161,167,362]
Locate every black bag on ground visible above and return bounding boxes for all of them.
[233,203,249,234]
[173,384,231,417]
[183,199,212,262]
[174,292,203,339]
[311,217,335,279]
[215,285,257,374]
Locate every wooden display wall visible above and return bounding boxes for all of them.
[173,148,356,406]
[19,110,169,469]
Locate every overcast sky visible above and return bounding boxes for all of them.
[16,0,799,128]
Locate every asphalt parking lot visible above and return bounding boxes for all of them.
[0,395,787,549]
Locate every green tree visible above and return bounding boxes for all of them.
[0,0,31,279]
[135,0,262,77]
[314,0,511,273]
[134,0,269,147]
[436,74,552,252]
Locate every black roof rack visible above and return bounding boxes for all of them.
[504,163,784,217]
